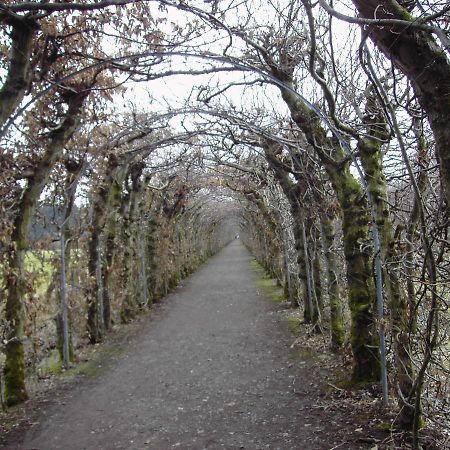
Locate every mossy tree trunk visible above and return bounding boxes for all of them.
[358,91,416,426]
[241,187,283,282]
[57,169,80,367]
[145,215,159,303]
[185,208,202,273]
[282,226,294,302]
[0,17,36,129]
[87,211,105,343]
[119,179,134,322]
[171,219,181,284]
[275,79,379,382]
[101,172,127,330]
[102,224,115,330]
[320,212,345,350]
[328,159,379,382]
[262,143,310,313]
[120,162,145,323]
[351,0,450,209]
[87,156,128,342]
[265,134,342,340]
[136,192,150,308]
[244,208,280,271]
[4,88,87,405]
[310,222,323,333]
[300,216,315,323]
[4,250,28,406]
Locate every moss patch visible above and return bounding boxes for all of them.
[292,347,314,361]
[36,350,62,377]
[332,367,377,391]
[333,371,355,390]
[4,341,28,407]
[375,421,394,432]
[250,259,285,304]
[285,315,300,334]
[68,359,106,378]
[65,342,125,379]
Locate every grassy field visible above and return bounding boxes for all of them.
[0,250,56,295]
[23,250,56,296]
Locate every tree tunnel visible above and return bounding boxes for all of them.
[1,0,449,444]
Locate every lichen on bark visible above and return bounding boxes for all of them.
[277,81,380,382]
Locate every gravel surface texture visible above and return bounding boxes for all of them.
[7,241,368,450]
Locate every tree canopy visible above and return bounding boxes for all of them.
[1,0,449,447]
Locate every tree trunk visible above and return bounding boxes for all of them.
[262,143,310,314]
[351,0,450,208]
[401,122,430,429]
[301,217,315,323]
[311,223,323,333]
[56,169,80,368]
[4,89,87,405]
[4,249,28,406]
[332,165,379,382]
[282,227,294,302]
[87,159,128,341]
[145,217,159,302]
[137,227,149,307]
[0,18,35,129]
[320,213,344,350]
[120,162,144,322]
[277,83,379,382]
[102,175,124,329]
[358,91,415,425]
[87,219,104,343]
[406,121,430,335]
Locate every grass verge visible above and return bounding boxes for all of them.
[249,259,285,304]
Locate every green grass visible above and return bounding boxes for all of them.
[250,259,285,304]
[36,350,62,376]
[285,315,300,334]
[68,359,107,378]
[24,250,55,295]
[0,250,56,305]
[65,337,127,379]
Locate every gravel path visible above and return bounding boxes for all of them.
[12,241,358,450]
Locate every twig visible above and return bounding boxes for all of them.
[327,382,345,392]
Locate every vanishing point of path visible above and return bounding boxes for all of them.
[8,242,366,450]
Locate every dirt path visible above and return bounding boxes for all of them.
[5,242,370,450]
